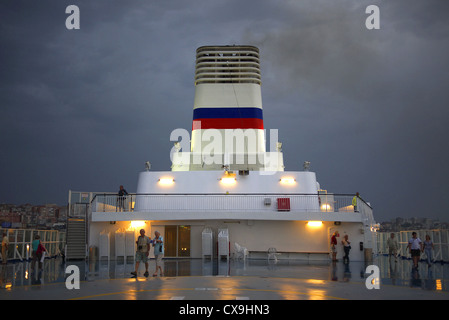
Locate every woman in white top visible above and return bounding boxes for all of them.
[406,232,423,269]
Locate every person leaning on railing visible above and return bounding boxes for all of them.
[116,185,129,212]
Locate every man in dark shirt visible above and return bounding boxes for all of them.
[116,185,128,211]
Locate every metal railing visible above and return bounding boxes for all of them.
[68,190,116,218]
[377,230,449,262]
[90,193,370,214]
[0,228,66,263]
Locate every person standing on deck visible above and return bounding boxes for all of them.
[330,231,339,262]
[131,229,151,278]
[31,234,42,270]
[342,234,351,264]
[152,231,164,277]
[34,239,47,270]
[423,235,434,267]
[386,233,399,262]
[407,232,423,269]
[352,192,360,212]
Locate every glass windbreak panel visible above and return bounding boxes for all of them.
[17,244,24,257]
[8,230,15,242]
[7,244,14,258]
[25,230,32,242]
[16,230,24,242]
[178,225,191,257]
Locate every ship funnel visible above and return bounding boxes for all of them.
[191,46,265,170]
[171,45,284,172]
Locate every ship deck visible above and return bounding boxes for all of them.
[1,255,448,303]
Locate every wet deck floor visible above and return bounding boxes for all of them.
[1,256,448,300]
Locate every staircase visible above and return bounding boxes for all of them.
[66,218,86,260]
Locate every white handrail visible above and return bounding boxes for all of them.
[91,193,361,214]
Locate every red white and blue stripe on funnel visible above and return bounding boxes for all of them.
[192,107,264,130]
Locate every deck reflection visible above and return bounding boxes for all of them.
[1,255,449,293]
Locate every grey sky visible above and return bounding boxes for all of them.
[1,0,448,222]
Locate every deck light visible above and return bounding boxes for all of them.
[130,221,146,229]
[321,204,332,211]
[158,178,175,185]
[280,178,296,185]
[307,221,323,227]
[220,171,236,184]
[220,177,236,184]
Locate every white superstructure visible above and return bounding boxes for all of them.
[86,45,377,262]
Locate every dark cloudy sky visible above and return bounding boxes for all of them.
[1,0,448,222]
